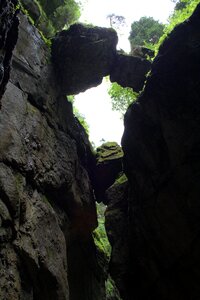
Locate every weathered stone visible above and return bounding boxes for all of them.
[105,178,129,300]
[120,4,200,299]
[130,46,154,59]
[110,53,151,92]
[0,13,102,300]
[52,23,118,94]
[21,0,41,22]
[95,142,123,203]
[0,0,19,105]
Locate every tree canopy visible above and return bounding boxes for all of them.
[107,13,126,32]
[108,82,138,116]
[129,16,164,51]
[109,16,164,116]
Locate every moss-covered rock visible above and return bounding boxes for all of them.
[94,142,123,203]
[96,142,124,163]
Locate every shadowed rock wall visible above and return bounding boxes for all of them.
[0,0,18,105]
[117,4,200,299]
[0,12,104,300]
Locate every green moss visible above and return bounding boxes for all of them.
[115,173,128,185]
[96,142,123,163]
[18,1,35,25]
[155,0,200,56]
[93,204,111,261]
[105,276,122,300]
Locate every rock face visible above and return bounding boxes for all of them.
[119,4,200,299]
[105,178,129,300]
[52,24,118,95]
[0,0,19,106]
[0,13,105,300]
[2,2,200,300]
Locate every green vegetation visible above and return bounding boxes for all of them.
[129,16,164,51]
[109,1,200,115]
[105,276,122,300]
[68,95,90,135]
[156,0,200,51]
[115,173,128,185]
[93,204,122,299]
[96,141,123,163]
[19,0,81,38]
[93,204,111,260]
[108,82,138,116]
[109,17,163,116]
[73,106,90,135]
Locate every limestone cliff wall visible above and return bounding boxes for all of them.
[116,3,200,300]
[0,12,104,300]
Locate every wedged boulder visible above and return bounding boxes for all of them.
[51,23,118,95]
[121,3,200,300]
[110,53,151,92]
[94,142,123,203]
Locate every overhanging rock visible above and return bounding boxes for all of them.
[52,23,118,95]
[51,23,152,95]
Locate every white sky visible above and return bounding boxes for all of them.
[74,0,175,147]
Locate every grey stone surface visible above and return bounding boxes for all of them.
[0,13,101,300]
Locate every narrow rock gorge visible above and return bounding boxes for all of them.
[1,1,200,300]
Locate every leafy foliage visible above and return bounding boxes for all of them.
[129,17,164,51]
[73,107,90,135]
[93,204,111,260]
[93,204,122,299]
[20,0,81,38]
[105,276,122,300]
[108,82,138,115]
[157,0,200,51]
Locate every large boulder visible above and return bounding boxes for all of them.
[52,23,118,95]
[110,53,151,92]
[120,3,200,299]
[94,142,123,203]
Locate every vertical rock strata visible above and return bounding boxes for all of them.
[1,1,200,300]
[0,13,101,300]
[121,4,200,300]
[0,0,18,105]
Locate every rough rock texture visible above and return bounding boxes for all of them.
[0,0,19,106]
[52,24,151,95]
[110,53,151,92]
[95,142,123,203]
[0,13,105,300]
[120,4,200,300]
[21,0,41,22]
[105,179,129,300]
[52,23,118,95]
